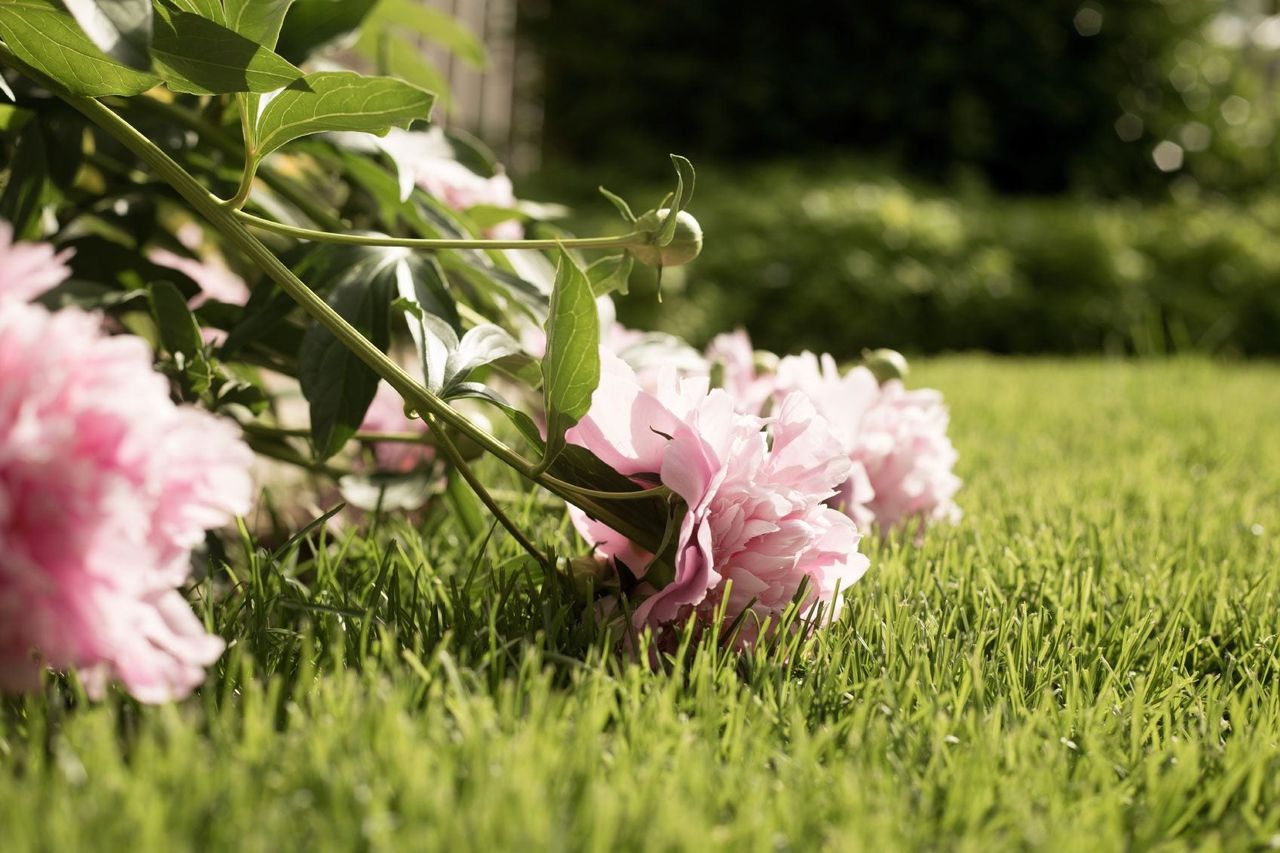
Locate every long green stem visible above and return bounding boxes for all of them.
[235,209,642,252]
[542,477,672,503]
[242,421,440,446]
[0,45,661,554]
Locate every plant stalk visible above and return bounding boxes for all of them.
[235,209,642,252]
[429,417,550,567]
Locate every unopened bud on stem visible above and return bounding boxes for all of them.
[629,209,703,268]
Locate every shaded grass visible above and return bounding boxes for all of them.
[2,357,1278,850]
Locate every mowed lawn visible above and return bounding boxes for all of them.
[1,357,1277,851]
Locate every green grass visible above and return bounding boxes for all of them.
[2,357,1278,851]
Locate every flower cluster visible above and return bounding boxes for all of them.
[706,331,962,532]
[0,226,252,702]
[568,351,870,642]
[565,314,961,642]
[773,351,961,530]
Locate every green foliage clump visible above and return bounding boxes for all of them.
[604,161,1280,357]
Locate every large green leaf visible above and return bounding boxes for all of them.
[0,0,161,96]
[63,0,153,70]
[537,252,600,474]
[150,3,302,95]
[297,245,455,460]
[298,257,397,460]
[254,71,433,160]
[223,0,294,47]
[149,279,214,395]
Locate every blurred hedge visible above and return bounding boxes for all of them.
[523,0,1234,194]
[591,161,1280,356]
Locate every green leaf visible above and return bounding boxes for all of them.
[298,266,395,459]
[254,71,434,160]
[448,325,523,388]
[538,251,600,474]
[392,255,458,394]
[150,3,303,95]
[587,254,633,297]
[298,245,455,459]
[223,0,294,48]
[166,0,221,20]
[0,0,162,96]
[150,280,204,358]
[598,186,636,223]
[150,280,214,394]
[275,0,376,64]
[224,0,295,127]
[656,154,696,247]
[62,0,153,70]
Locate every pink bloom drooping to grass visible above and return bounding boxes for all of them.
[774,351,962,532]
[567,351,869,643]
[0,235,252,702]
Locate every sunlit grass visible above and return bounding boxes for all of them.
[2,356,1277,850]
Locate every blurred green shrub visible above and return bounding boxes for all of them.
[596,161,1280,356]
[525,0,1280,195]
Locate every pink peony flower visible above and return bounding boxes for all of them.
[0,221,74,303]
[567,351,869,643]
[774,351,961,531]
[0,253,252,702]
[359,381,435,473]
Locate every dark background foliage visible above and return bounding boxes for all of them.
[524,0,1249,194]
[523,0,1280,356]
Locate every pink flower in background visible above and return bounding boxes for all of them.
[775,351,961,531]
[0,235,252,701]
[359,382,435,473]
[148,223,250,307]
[567,351,869,642]
[375,128,524,240]
[0,221,74,303]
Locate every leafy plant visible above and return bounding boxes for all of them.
[0,0,708,583]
